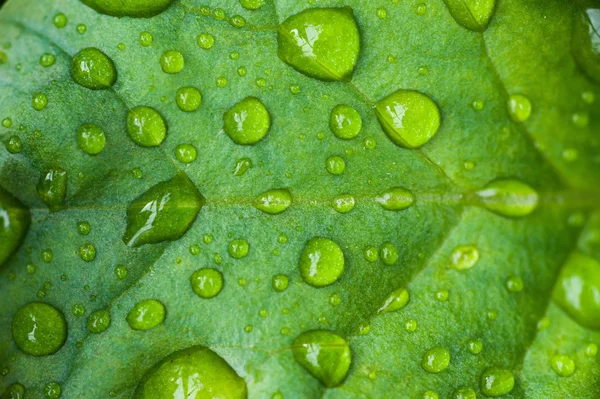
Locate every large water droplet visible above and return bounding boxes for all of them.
[223,97,271,145]
[375,90,441,149]
[299,237,345,287]
[480,367,514,396]
[127,106,167,147]
[123,172,205,247]
[476,179,539,218]
[277,7,360,81]
[0,186,30,267]
[291,330,351,387]
[377,287,409,315]
[572,8,600,83]
[134,346,247,398]
[421,347,450,373]
[441,0,496,32]
[3,383,25,398]
[330,104,362,139]
[127,299,165,330]
[190,268,223,299]
[11,302,67,356]
[80,0,175,17]
[553,252,600,331]
[37,168,67,212]
[71,48,117,90]
[376,187,415,211]
[253,189,292,214]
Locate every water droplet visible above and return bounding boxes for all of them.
[332,194,355,213]
[223,97,271,145]
[126,106,167,147]
[289,84,300,94]
[4,135,22,154]
[87,309,111,333]
[422,391,439,399]
[507,94,532,122]
[377,287,409,315]
[240,0,264,10]
[330,104,362,140]
[230,15,246,27]
[71,48,117,90]
[421,347,450,373]
[415,3,427,15]
[139,31,153,46]
[326,156,346,175]
[228,239,249,259]
[435,289,449,301]
[11,302,67,356]
[442,0,496,32]
[190,268,223,299]
[160,50,184,74]
[505,275,524,292]
[174,143,197,163]
[76,23,87,34]
[25,263,36,275]
[375,187,415,211]
[404,319,417,332]
[585,343,598,357]
[53,13,67,28]
[571,111,589,128]
[197,33,215,50]
[364,246,378,262]
[123,172,205,247]
[277,7,360,81]
[244,324,253,333]
[582,90,595,104]
[468,339,483,354]
[79,243,96,262]
[572,8,600,83]
[40,53,56,67]
[363,137,377,149]
[233,158,252,176]
[253,189,292,214]
[2,117,12,128]
[127,299,165,330]
[212,7,226,20]
[37,168,67,212]
[272,274,289,292]
[3,383,25,398]
[32,93,48,111]
[376,8,387,19]
[551,354,575,377]
[43,382,61,399]
[77,123,106,155]
[175,87,202,112]
[79,0,174,17]
[114,265,128,279]
[452,387,477,399]
[449,245,480,270]
[72,303,85,317]
[292,330,351,387]
[329,293,341,306]
[299,237,344,287]
[380,242,399,265]
[41,248,53,263]
[375,90,441,149]
[480,367,514,396]
[134,346,247,397]
[553,252,600,330]
[237,66,248,76]
[477,179,539,217]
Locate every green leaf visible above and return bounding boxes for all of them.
[0,0,599,398]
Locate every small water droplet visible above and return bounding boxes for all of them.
[5,135,23,154]
[421,347,450,373]
[375,90,441,149]
[79,243,96,262]
[87,309,111,333]
[507,94,532,122]
[379,242,399,265]
[139,31,153,46]
[43,381,61,399]
[272,274,289,292]
[326,156,346,175]
[332,194,355,214]
[240,0,264,10]
[505,275,524,292]
[452,387,477,399]
[404,319,417,332]
[197,33,215,49]
[435,289,449,301]
[253,189,292,214]
[233,158,253,176]
[330,104,362,139]
[77,123,106,155]
[571,111,589,128]
[71,48,117,90]
[40,53,56,67]
[114,265,128,279]
[53,13,67,28]
[377,287,409,314]
[175,87,202,112]
[127,106,167,147]
[230,15,246,27]
[585,343,598,357]
[174,143,198,163]
[32,93,48,111]
[190,268,223,299]
[277,7,360,81]
[468,339,483,354]
[223,97,271,145]
[292,330,351,387]
[299,237,344,287]
[127,299,165,330]
[551,354,575,377]
[422,391,439,399]
[160,50,184,74]
[364,246,378,262]
[480,367,514,396]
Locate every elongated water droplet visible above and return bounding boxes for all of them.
[0,186,30,267]
[330,104,362,139]
[450,245,479,270]
[477,179,538,217]
[11,302,67,356]
[123,172,205,247]
[292,330,351,388]
[77,123,106,155]
[553,252,600,331]
[80,0,175,17]
[253,189,292,214]
[375,90,441,149]
[421,347,450,373]
[332,194,355,213]
[223,97,271,145]
[480,367,514,396]
[134,346,247,398]
[572,8,600,83]
[277,7,360,81]
[37,169,67,212]
[442,0,495,32]
[551,354,575,377]
[240,0,264,10]
[376,187,415,211]
[233,158,252,176]
[127,299,165,330]
[71,48,117,90]
[299,237,344,287]
[127,106,167,147]
[377,287,409,314]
